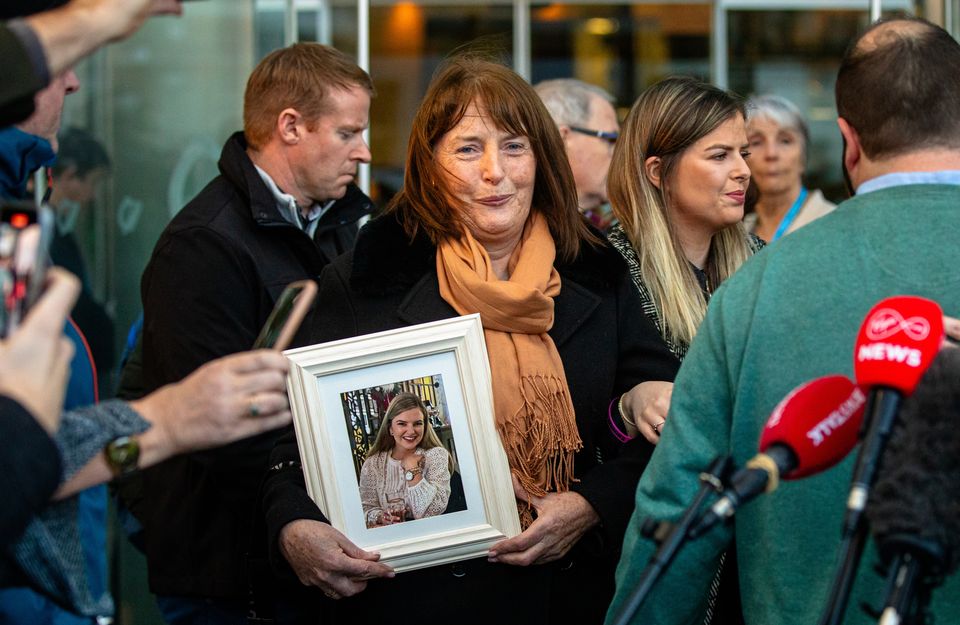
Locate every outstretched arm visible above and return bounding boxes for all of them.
[0,268,79,434]
[55,349,291,497]
[25,0,182,78]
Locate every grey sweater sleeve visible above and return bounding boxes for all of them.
[54,399,151,480]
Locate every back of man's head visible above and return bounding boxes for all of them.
[836,17,960,160]
[533,78,614,127]
[243,43,374,150]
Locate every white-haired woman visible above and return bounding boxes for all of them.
[743,94,835,242]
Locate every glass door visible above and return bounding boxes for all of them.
[713,0,915,199]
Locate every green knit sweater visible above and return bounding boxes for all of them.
[607,184,960,625]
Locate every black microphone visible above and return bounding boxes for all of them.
[865,347,960,625]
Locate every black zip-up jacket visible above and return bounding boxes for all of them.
[137,131,372,599]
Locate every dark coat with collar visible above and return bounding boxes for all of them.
[136,131,373,599]
[262,213,680,625]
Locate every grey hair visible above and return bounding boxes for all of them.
[533,78,616,127]
[745,94,810,153]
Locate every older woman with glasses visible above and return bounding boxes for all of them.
[262,56,679,625]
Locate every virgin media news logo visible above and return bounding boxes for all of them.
[865,309,931,342]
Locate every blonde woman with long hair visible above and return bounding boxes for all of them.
[608,76,763,445]
[359,392,453,527]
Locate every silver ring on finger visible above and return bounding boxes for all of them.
[653,421,665,435]
[248,399,261,418]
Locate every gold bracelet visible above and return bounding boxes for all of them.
[617,394,637,429]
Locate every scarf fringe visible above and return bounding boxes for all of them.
[436,216,582,531]
[501,374,582,529]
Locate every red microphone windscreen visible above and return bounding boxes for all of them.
[854,296,944,394]
[759,375,867,479]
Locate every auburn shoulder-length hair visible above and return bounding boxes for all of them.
[384,56,594,262]
[608,76,753,349]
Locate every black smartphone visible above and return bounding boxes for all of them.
[252,280,318,351]
[0,201,54,337]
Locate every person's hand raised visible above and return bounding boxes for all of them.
[620,380,673,443]
[131,349,293,454]
[0,268,79,433]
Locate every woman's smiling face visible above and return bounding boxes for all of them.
[389,407,425,452]
[434,99,536,251]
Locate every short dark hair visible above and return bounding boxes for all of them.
[243,43,374,150]
[836,17,960,159]
[386,55,593,262]
[52,127,110,177]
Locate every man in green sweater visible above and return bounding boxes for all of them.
[607,17,960,625]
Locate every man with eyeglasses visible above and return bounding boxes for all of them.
[535,78,619,224]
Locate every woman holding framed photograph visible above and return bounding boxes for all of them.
[262,55,680,625]
[359,393,452,527]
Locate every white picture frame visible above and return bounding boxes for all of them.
[284,314,521,573]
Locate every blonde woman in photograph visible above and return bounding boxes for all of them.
[358,392,452,527]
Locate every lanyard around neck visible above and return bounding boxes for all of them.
[770,187,808,242]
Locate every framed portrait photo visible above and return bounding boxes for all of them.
[284,314,521,573]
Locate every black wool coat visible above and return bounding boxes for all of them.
[136,131,373,599]
[263,213,680,625]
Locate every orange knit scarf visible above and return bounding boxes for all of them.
[436,212,582,526]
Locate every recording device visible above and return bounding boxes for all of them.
[0,201,54,338]
[252,280,317,351]
[818,296,944,625]
[690,375,866,538]
[865,348,960,625]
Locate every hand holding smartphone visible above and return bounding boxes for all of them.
[253,280,318,351]
[1,201,55,338]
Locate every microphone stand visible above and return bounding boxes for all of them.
[818,388,902,625]
[608,455,732,625]
[875,536,944,625]
[878,552,922,625]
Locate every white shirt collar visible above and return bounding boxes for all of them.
[253,165,334,237]
[857,170,960,195]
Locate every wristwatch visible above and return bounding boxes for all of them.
[404,466,423,482]
[104,436,141,477]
